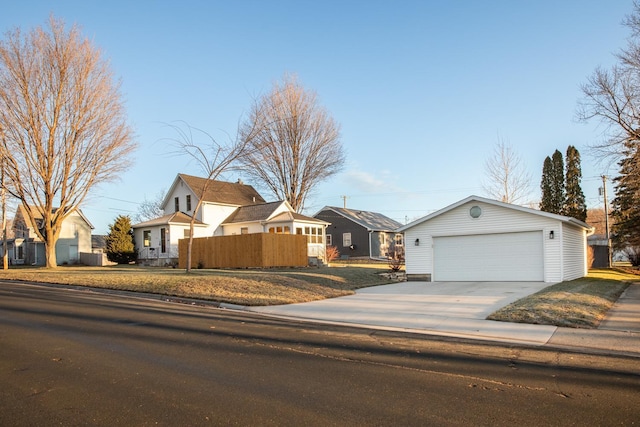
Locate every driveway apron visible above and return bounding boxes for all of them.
[248,281,558,345]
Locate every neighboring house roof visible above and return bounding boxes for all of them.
[222,201,329,225]
[397,195,595,233]
[269,211,330,225]
[316,206,402,232]
[15,204,95,231]
[222,201,283,223]
[91,235,108,250]
[132,211,206,228]
[164,173,266,208]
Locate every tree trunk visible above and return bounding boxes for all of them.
[44,224,58,268]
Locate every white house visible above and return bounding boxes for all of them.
[10,205,94,266]
[222,200,329,260]
[132,173,329,266]
[398,195,594,283]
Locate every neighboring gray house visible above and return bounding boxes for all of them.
[398,195,594,283]
[314,206,403,260]
[10,205,93,266]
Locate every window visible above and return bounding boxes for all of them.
[186,195,192,211]
[343,233,352,247]
[380,233,386,245]
[143,230,151,247]
[17,245,23,260]
[326,234,332,245]
[174,197,180,212]
[241,227,248,235]
[284,226,290,234]
[160,228,166,253]
[395,234,404,246]
[296,227,303,235]
[183,229,191,238]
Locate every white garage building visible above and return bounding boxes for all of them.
[398,196,594,283]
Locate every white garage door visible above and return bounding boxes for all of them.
[433,231,544,281]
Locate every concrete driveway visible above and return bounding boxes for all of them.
[248,281,558,344]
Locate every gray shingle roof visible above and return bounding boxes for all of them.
[318,206,402,231]
[222,201,283,223]
[223,202,330,225]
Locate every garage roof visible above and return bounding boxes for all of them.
[397,195,594,233]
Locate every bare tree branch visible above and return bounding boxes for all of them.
[165,121,254,272]
[238,74,344,212]
[0,16,135,267]
[133,188,166,223]
[482,138,532,204]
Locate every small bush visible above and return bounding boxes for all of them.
[325,245,340,263]
[388,247,405,272]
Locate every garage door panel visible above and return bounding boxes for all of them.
[433,231,544,281]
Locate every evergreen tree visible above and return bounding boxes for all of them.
[611,141,640,256]
[550,149,565,214]
[540,156,554,212]
[106,215,136,264]
[563,145,587,221]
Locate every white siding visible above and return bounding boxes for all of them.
[201,203,238,235]
[562,223,588,281]
[224,222,266,235]
[55,211,92,264]
[163,181,196,216]
[405,201,565,282]
[404,229,432,276]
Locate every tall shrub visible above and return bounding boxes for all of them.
[106,215,136,264]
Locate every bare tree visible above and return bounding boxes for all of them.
[134,189,166,223]
[578,2,640,158]
[168,122,255,273]
[238,74,345,212]
[482,139,532,204]
[0,16,135,267]
[578,65,640,158]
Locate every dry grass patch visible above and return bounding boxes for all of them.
[0,265,393,306]
[488,269,640,328]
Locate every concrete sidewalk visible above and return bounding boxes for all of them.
[247,282,640,357]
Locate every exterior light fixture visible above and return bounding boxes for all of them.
[415,238,420,246]
[549,230,554,239]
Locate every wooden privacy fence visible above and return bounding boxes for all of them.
[178,233,308,269]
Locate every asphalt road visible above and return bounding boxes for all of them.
[1,281,639,426]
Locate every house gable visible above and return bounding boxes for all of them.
[162,174,265,215]
[314,206,401,259]
[400,195,593,283]
[10,205,94,265]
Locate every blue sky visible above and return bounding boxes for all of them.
[1,1,634,233]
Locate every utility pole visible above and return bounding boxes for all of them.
[601,175,612,268]
[1,164,6,270]
[0,126,6,270]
